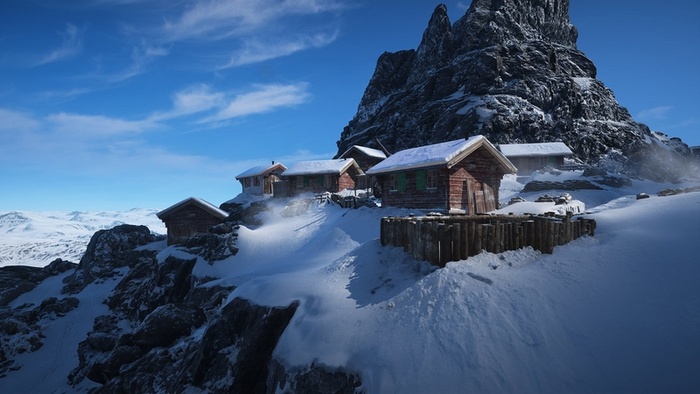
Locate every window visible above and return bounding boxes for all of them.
[244,178,251,187]
[324,174,332,187]
[427,169,437,189]
[416,170,426,191]
[317,175,324,186]
[388,173,406,192]
[297,176,304,188]
[254,176,260,186]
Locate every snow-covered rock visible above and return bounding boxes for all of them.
[335,1,692,182]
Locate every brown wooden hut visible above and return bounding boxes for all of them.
[366,136,517,214]
[338,145,387,189]
[157,197,230,245]
[498,142,573,175]
[235,162,287,195]
[281,158,364,196]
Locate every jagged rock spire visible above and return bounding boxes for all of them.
[336,2,689,181]
[453,0,578,51]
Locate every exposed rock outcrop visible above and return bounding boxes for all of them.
[62,224,159,294]
[336,1,692,181]
[0,258,76,306]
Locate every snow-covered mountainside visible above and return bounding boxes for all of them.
[1,173,699,393]
[336,1,693,181]
[0,209,165,268]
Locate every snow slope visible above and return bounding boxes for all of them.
[0,209,165,268]
[1,175,699,393]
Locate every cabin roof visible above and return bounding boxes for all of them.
[235,162,287,179]
[367,135,517,175]
[157,197,229,220]
[282,158,364,176]
[339,145,387,160]
[498,142,573,157]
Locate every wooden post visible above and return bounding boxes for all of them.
[545,220,555,254]
[452,223,463,261]
[425,221,439,265]
[380,217,388,246]
[438,224,452,266]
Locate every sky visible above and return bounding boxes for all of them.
[1,0,698,211]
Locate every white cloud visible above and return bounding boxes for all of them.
[0,108,41,132]
[221,30,339,68]
[202,83,310,122]
[148,84,226,122]
[46,112,159,137]
[157,0,345,43]
[35,23,83,66]
[108,42,169,82]
[636,105,672,121]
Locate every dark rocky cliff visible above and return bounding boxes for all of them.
[336,1,691,181]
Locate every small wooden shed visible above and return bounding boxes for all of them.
[281,158,364,196]
[498,142,573,175]
[338,145,388,189]
[366,136,517,214]
[157,197,230,245]
[236,162,287,195]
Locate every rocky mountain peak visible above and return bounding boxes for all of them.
[336,1,691,181]
[455,0,578,51]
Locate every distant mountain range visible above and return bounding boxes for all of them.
[0,209,165,268]
[335,0,692,181]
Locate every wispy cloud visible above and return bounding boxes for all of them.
[201,83,310,122]
[221,30,339,68]
[35,23,83,66]
[46,112,160,137]
[108,42,169,82]
[0,108,41,133]
[156,0,345,43]
[138,0,345,69]
[636,105,673,121]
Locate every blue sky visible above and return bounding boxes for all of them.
[1,0,698,211]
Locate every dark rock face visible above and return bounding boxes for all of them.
[268,360,363,394]
[336,1,691,181]
[6,213,362,392]
[62,224,159,294]
[0,296,80,377]
[0,258,77,306]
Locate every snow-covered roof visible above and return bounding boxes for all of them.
[366,135,517,175]
[157,197,229,220]
[339,145,387,160]
[235,163,287,179]
[498,142,573,157]
[282,158,363,176]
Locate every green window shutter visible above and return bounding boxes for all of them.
[416,170,426,191]
[397,173,407,192]
[317,175,324,186]
[304,176,310,187]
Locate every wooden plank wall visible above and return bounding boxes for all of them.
[380,213,596,267]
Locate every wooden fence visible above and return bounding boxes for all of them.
[380,213,596,267]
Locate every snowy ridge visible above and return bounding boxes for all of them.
[0,209,165,268]
[1,173,699,392]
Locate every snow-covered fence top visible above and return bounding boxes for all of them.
[380,213,596,266]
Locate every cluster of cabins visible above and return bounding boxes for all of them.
[158,136,573,245]
[235,137,573,214]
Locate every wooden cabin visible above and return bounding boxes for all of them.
[236,162,287,195]
[498,142,573,176]
[157,197,230,245]
[281,159,364,196]
[338,145,388,189]
[366,136,517,214]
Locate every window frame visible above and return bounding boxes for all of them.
[426,169,438,190]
